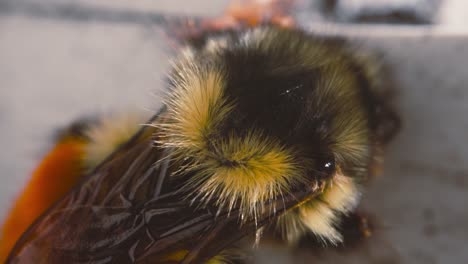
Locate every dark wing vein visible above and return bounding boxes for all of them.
[6,111,312,264]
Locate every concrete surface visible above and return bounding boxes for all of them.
[1,0,467,263]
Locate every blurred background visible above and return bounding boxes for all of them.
[1,0,467,263]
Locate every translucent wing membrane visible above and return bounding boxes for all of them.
[6,113,312,264]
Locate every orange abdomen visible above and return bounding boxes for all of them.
[0,139,86,262]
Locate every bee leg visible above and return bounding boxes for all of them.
[208,247,252,264]
[335,211,374,248]
[374,101,401,145]
[368,99,401,177]
[156,247,250,264]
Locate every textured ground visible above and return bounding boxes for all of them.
[1,0,467,263]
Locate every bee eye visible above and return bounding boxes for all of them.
[317,156,336,178]
[280,83,303,96]
[323,161,335,173]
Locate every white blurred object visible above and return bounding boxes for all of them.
[436,0,468,26]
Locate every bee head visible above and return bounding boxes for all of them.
[159,27,372,220]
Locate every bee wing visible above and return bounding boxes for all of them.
[6,115,306,264]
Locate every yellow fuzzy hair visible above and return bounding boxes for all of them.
[157,57,305,220]
[84,112,146,168]
[158,27,373,244]
[267,53,367,245]
[276,173,359,245]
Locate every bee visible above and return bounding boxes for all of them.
[2,0,400,263]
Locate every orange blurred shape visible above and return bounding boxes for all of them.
[227,0,295,27]
[203,0,296,31]
[0,139,86,262]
